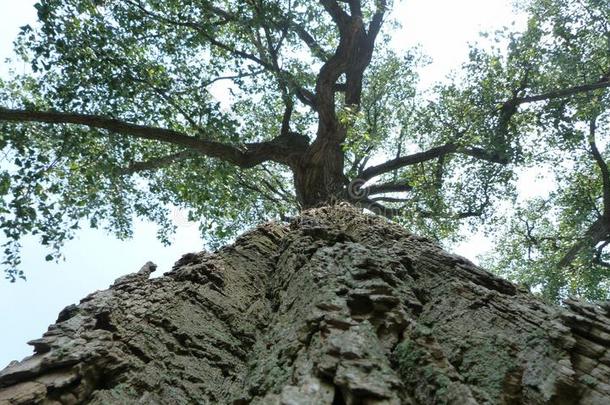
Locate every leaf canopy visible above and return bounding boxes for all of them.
[0,0,609,301]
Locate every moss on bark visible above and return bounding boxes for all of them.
[1,206,609,404]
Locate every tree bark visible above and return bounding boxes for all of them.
[294,142,347,208]
[1,205,609,404]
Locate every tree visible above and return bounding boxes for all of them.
[0,0,609,298]
[1,2,610,402]
[1,206,610,404]
[0,206,610,404]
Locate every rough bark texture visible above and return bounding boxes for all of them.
[1,205,610,404]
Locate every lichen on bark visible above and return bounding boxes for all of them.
[1,205,609,404]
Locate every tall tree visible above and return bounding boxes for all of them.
[1,206,609,404]
[1,2,610,402]
[0,0,608,295]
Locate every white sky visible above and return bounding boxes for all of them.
[0,0,548,367]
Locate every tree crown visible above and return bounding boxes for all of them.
[0,0,609,301]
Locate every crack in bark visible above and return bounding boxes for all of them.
[1,206,610,404]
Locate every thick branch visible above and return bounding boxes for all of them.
[354,198,403,219]
[347,0,363,17]
[359,143,508,181]
[558,218,608,268]
[0,108,298,168]
[516,80,610,105]
[319,0,350,29]
[370,196,410,203]
[314,16,366,135]
[363,181,413,195]
[334,83,347,92]
[368,0,387,39]
[307,0,387,178]
[359,144,456,180]
[284,20,331,61]
[588,118,610,217]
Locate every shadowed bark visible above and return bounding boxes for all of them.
[1,206,609,404]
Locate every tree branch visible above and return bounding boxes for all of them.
[558,218,608,268]
[588,118,610,217]
[362,181,413,195]
[367,0,387,39]
[319,0,350,29]
[515,79,610,105]
[283,20,331,61]
[370,196,410,203]
[347,0,363,17]
[359,143,508,181]
[0,108,301,168]
[593,240,610,268]
[353,198,403,219]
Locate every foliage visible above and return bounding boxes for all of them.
[0,0,609,301]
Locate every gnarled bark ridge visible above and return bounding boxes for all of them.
[1,206,609,404]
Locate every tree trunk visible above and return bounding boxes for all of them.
[294,139,347,209]
[1,205,609,404]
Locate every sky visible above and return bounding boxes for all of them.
[0,0,551,368]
